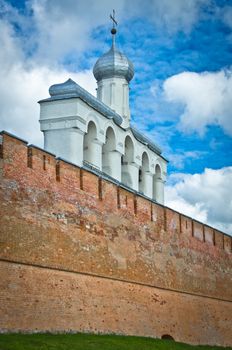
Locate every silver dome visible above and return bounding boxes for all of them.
[93,41,134,83]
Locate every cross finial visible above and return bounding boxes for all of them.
[110,9,117,35]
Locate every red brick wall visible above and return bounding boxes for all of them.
[1,260,232,346]
[0,132,232,346]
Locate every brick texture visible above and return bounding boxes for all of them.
[0,132,232,346]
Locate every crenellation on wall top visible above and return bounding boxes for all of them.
[0,130,28,144]
[1,130,231,251]
[28,144,56,157]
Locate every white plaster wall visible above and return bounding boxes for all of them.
[40,99,78,119]
[97,77,130,128]
[40,97,167,204]
[44,128,84,165]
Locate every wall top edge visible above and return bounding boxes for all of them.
[0,130,28,144]
[28,144,56,157]
[1,130,231,239]
[38,78,123,126]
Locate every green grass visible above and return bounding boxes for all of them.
[0,333,231,350]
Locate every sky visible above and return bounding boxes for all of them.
[0,0,232,235]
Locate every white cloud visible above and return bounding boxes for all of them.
[29,0,126,63]
[0,0,127,65]
[143,0,208,33]
[0,18,96,146]
[166,167,232,235]
[221,5,232,29]
[0,0,210,66]
[168,150,207,170]
[0,0,215,147]
[163,69,232,136]
[0,65,96,146]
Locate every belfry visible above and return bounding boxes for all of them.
[0,13,232,348]
[39,16,167,204]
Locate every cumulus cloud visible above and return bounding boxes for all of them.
[0,0,210,65]
[141,0,208,33]
[0,0,211,146]
[166,167,232,235]
[168,150,207,170]
[0,17,96,146]
[29,0,127,63]
[163,69,232,136]
[0,64,96,146]
[220,5,232,29]
[0,0,127,65]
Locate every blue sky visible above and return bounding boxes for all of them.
[96,13,232,175]
[59,3,232,175]
[0,0,232,234]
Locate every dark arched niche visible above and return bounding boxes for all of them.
[161,334,175,341]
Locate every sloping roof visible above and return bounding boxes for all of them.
[38,78,123,126]
[130,126,162,155]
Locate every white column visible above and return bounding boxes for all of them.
[97,85,102,100]
[122,163,139,191]
[123,83,129,118]
[154,179,165,204]
[103,150,122,181]
[110,82,115,108]
[129,163,139,191]
[85,139,103,170]
[141,171,153,198]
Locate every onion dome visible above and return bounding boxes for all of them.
[93,29,134,83]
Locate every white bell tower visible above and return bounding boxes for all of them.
[93,13,134,128]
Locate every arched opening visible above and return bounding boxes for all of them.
[121,136,134,187]
[123,136,134,163]
[155,164,161,180]
[161,334,174,341]
[83,121,99,168]
[153,164,163,202]
[139,152,149,195]
[102,127,116,176]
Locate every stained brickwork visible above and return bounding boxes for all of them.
[0,132,232,346]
